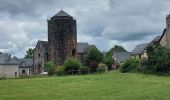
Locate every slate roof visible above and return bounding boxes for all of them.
[0,53,19,65]
[113,52,132,63]
[18,58,33,68]
[159,29,167,42]
[77,43,93,53]
[132,43,149,55]
[51,10,73,19]
[35,41,93,54]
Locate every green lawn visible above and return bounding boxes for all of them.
[0,71,170,100]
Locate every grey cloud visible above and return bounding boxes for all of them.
[0,0,170,57]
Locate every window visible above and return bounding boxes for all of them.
[22,70,25,74]
[72,48,76,56]
[38,54,41,58]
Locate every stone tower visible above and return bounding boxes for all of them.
[48,10,77,65]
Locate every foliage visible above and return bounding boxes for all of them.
[145,45,170,73]
[44,61,56,75]
[24,48,33,58]
[97,63,108,73]
[55,66,65,76]
[102,55,114,70]
[120,58,140,73]
[63,57,82,74]
[105,45,127,57]
[85,47,103,72]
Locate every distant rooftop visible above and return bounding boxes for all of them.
[132,43,149,55]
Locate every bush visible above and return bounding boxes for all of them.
[120,58,140,73]
[44,61,56,75]
[97,63,108,73]
[80,66,90,74]
[63,58,82,74]
[55,66,65,76]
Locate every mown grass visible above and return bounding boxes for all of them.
[0,71,170,100]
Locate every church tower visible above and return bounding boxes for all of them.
[48,10,77,65]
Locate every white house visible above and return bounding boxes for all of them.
[0,53,20,78]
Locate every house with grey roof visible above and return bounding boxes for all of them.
[0,53,20,78]
[132,43,149,59]
[18,58,33,76]
[112,52,132,64]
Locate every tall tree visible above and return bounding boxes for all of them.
[85,47,103,72]
[106,45,127,57]
[25,48,33,58]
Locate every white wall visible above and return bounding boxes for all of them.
[19,68,32,76]
[0,65,19,78]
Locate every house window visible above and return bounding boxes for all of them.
[22,70,25,74]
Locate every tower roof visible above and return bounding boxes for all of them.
[51,10,73,19]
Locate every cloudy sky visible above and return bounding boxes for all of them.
[0,0,170,58]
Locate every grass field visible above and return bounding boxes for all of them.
[0,71,170,100]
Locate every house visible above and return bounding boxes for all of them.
[160,15,170,48]
[33,41,95,74]
[0,53,20,78]
[18,58,33,76]
[112,52,132,65]
[77,43,95,64]
[132,43,149,59]
[132,14,170,59]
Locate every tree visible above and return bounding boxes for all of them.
[102,45,126,70]
[106,45,127,57]
[25,48,33,58]
[85,47,103,72]
[102,55,114,70]
[145,45,170,73]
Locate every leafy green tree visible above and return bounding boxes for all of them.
[145,45,170,73]
[85,47,103,72]
[102,55,114,70]
[25,48,33,58]
[106,45,127,57]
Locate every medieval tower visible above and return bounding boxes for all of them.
[48,10,77,65]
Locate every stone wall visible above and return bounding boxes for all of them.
[48,18,77,65]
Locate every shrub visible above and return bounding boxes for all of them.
[55,66,65,76]
[44,61,56,75]
[63,58,82,74]
[80,66,90,74]
[145,45,170,73]
[97,63,108,73]
[120,58,140,73]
